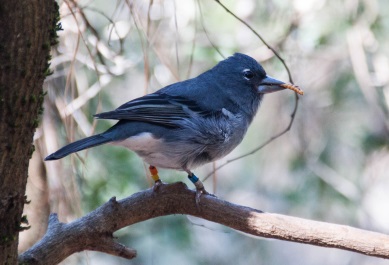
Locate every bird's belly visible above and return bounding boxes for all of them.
[111,132,183,170]
[141,153,183,169]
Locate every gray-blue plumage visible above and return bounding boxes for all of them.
[45,53,288,172]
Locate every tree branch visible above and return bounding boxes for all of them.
[19,182,389,264]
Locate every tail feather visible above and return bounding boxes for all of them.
[45,134,111,161]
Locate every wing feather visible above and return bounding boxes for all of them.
[94,93,211,128]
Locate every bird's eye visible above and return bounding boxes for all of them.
[243,69,254,80]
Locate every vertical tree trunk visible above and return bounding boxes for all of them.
[0,1,59,264]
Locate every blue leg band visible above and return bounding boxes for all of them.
[188,174,199,184]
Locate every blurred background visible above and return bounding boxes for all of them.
[20,0,389,264]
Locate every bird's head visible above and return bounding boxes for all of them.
[213,53,297,96]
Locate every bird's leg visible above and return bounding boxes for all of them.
[185,169,209,205]
[149,165,162,191]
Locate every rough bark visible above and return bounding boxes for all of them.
[0,1,59,264]
[19,182,389,264]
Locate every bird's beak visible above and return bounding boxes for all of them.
[257,75,287,94]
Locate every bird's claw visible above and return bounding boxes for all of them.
[187,172,215,206]
[153,179,163,192]
[195,187,206,206]
[195,187,216,206]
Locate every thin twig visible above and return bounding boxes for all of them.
[68,0,110,73]
[125,0,150,94]
[173,0,180,75]
[63,0,104,78]
[197,0,225,59]
[213,0,294,83]
[79,6,124,53]
[184,0,198,79]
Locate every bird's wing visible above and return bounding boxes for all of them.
[93,93,211,128]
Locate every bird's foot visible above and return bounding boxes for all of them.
[188,173,214,206]
[153,179,163,192]
[195,186,209,205]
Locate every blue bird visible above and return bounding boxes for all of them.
[45,53,301,203]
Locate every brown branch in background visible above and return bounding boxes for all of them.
[186,28,197,79]
[197,0,225,59]
[146,0,153,37]
[67,0,110,74]
[185,0,199,79]
[63,0,105,78]
[143,0,153,94]
[126,0,150,94]
[347,25,389,131]
[173,0,180,75]
[80,6,125,53]
[19,183,389,264]
[213,0,294,83]
[62,2,126,56]
[125,1,180,82]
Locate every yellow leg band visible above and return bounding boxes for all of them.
[151,173,160,182]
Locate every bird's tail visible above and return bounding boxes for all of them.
[45,134,111,161]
